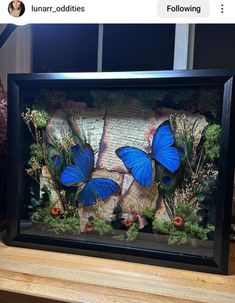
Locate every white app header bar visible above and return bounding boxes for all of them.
[0,0,234,24]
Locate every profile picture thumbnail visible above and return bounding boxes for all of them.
[8,0,25,17]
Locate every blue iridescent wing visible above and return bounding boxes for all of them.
[116,146,152,187]
[152,123,180,173]
[60,165,84,186]
[60,146,94,186]
[71,144,81,157]
[73,145,94,176]
[77,178,119,206]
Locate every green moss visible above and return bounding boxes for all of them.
[126,223,139,242]
[47,216,80,234]
[143,208,154,219]
[137,90,167,109]
[153,216,214,245]
[91,89,170,109]
[174,202,189,217]
[204,124,221,161]
[90,90,110,107]
[110,91,130,106]
[31,207,45,222]
[152,218,172,234]
[112,234,125,241]
[168,230,188,245]
[185,222,215,241]
[174,202,197,223]
[92,219,113,235]
[31,109,50,128]
[91,90,130,108]
[197,88,222,118]
[112,223,140,242]
[168,222,214,245]
[172,89,197,105]
[30,144,43,161]
[38,89,66,107]
[205,124,221,141]
[32,208,80,234]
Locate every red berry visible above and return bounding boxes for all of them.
[85,222,94,233]
[123,218,134,228]
[172,216,185,229]
[51,205,61,216]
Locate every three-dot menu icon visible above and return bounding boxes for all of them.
[221,4,224,14]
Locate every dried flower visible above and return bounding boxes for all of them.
[204,124,221,161]
[170,113,207,146]
[22,108,51,129]
[30,143,43,161]
[25,157,42,183]
[31,109,50,128]
[51,205,61,216]
[22,108,33,124]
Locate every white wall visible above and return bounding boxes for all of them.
[0,25,32,90]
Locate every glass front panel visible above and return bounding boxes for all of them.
[19,85,223,258]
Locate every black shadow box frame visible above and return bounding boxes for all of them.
[6,70,235,274]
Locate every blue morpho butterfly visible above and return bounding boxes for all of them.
[116,121,180,187]
[60,145,119,206]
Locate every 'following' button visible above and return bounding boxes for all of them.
[158,0,209,18]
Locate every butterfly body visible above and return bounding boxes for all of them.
[61,145,119,206]
[116,121,180,187]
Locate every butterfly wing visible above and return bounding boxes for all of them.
[77,178,119,206]
[71,144,81,157]
[73,145,94,177]
[61,146,94,186]
[152,123,180,173]
[116,146,152,187]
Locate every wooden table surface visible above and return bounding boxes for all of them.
[0,238,235,303]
